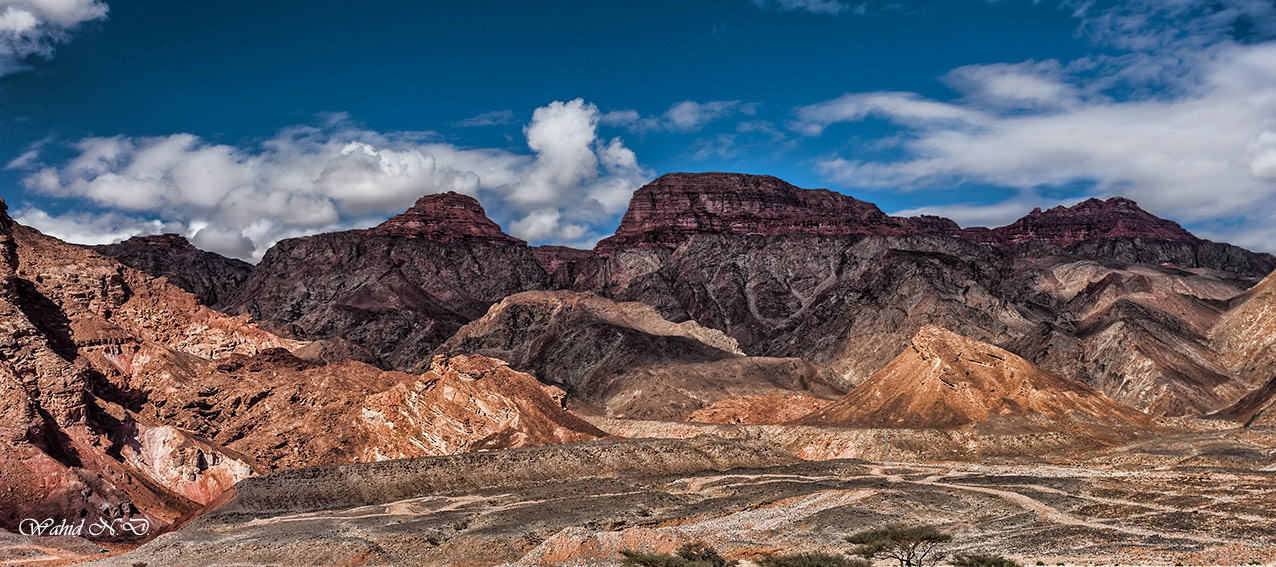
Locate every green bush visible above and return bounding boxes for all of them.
[846,523,953,567]
[619,542,739,567]
[758,552,872,567]
[950,553,1021,567]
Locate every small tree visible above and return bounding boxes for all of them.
[846,523,952,567]
[619,542,739,567]
[950,554,1020,567]
[758,552,872,567]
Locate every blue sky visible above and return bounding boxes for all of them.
[1,0,1275,259]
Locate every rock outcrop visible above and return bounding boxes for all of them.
[436,290,845,420]
[797,325,1152,436]
[92,234,253,308]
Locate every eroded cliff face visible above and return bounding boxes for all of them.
[563,175,1271,416]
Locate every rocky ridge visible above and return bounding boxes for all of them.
[436,290,845,420]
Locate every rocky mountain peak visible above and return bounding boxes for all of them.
[366,191,525,245]
[984,196,1196,248]
[595,172,961,252]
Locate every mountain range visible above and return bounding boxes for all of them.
[4,171,1276,549]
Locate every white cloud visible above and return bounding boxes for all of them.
[603,100,758,133]
[793,92,986,136]
[942,60,1083,110]
[13,99,652,259]
[752,0,849,15]
[0,0,107,76]
[797,0,1276,253]
[11,207,180,245]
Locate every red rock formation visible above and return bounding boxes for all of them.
[593,173,1273,275]
[798,325,1151,435]
[970,197,1196,248]
[363,191,526,245]
[595,172,962,253]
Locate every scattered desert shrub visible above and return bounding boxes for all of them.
[757,551,871,567]
[846,523,952,567]
[619,541,739,567]
[951,553,1021,567]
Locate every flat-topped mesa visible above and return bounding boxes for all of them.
[595,172,961,253]
[971,197,1198,248]
[364,191,526,245]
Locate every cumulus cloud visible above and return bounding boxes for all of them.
[10,207,179,245]
[0,0,107,76]
[12,99,652,260]
[603,100,758,132]
[796,0,1276,252]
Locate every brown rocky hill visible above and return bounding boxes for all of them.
[93,233,253,308]
[436,290,845,420]
[0,200,296,535]
[133,350,604,470]
[1210,271,1276,426]
[0,201,600,539]
[797,325,1152,436]
[225,192,550,371]
[1211,270,1276,388]
[1009,260,1252,416]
